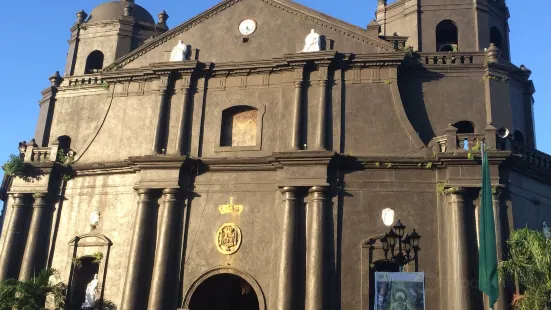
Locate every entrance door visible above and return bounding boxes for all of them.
[188,273,259,310]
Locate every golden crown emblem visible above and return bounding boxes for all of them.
[218,197,243,215]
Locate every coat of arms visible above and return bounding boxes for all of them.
[216,223,242,255]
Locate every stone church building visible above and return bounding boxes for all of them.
[1,0,550,309]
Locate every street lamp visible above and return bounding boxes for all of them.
[380,220,421,271]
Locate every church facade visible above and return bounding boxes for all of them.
[1,0,550,309]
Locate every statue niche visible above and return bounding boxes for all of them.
[220,106,258,147]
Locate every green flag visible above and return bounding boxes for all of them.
[478,142,499,308]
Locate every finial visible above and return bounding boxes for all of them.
[158,10,169,24]
[76,10,88,23]
[123,4,134,17]
[121,0,135,2]
[49,71,63,87]
[520,64,532,78]
[378,0,387,7]
[485,43,501,63]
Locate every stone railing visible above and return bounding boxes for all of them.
[509,141,551,171]
[66,74,104,87]
[431,133,485,153]
[23,144,59,163]
[418,52,486,66]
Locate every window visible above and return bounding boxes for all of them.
[220,106,258,147]
[436,20,458,52]
[453,121,475,134]
[514,130,525,143]
[490,27,503,51]
[85,51,104,74]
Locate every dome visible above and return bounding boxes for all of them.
[88,0,155,24]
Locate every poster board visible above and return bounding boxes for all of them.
[374,272,425,310]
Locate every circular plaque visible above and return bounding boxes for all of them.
[216,223,242,255]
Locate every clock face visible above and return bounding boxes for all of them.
[239,19,257,36]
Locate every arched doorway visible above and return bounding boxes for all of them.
[188,273,259,310]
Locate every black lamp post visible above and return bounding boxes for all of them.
[380,220,421,271]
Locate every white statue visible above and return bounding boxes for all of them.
[82,274,98,309]
[544,221,551,239]
[170,40,188,61]
[89,211,100,228]
[382,208,395,227]
[300,29,321,53]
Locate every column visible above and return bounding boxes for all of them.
[305,186,329,310]
[315,76,328,150]
[19,193,53,281]
[121,189,157,310]
[276,187,299,310]
[175,87,191,155]
[291,80,303,150]
[148,189,183,310]
[152,77,171,154]
[492,188,507,310]
[0,194,31,281]
[445,188,472,310]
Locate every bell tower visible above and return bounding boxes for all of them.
[64,0,169,76]
[375,0,510,57]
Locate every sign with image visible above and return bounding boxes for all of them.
[374,272,425,310]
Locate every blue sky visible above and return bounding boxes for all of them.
[0,0,549,211]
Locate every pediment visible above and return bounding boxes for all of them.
[104,0,394,71]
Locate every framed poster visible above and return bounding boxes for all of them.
[374,272,425,310]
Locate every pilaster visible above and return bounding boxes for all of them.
[0,194,32,281]
[121,189,159,310]
[19,193,54,281]
[305,186,330,310]
[148,188,185,310]
[276,187,300,310]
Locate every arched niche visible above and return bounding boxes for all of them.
[67,233,112,310]
[215,103,266,152]
[436,20,458,52]
[85,50,104,74]
[514,130,525,144]
[183,267,266,310]
[490,27,503,51]
[453,120,475,134]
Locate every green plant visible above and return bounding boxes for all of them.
[467,141,482,160]
[499,228,551,310]
[72,257,82,269]
[62,173,73,181]
[56,150,74,167]
[436,182,447,194]
[2,154,25,177]
[0,268,66,310]
[385,163,393,168]
[384,79,392,85]
[2,154,43,182]
[92,252,104,265]
[101,82,109,90]
[374,162,381,167]
[426,162,433,169]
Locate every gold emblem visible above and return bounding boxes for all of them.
[218,197,243,215]
[216,223,242,255]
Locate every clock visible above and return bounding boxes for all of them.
[239,19,257,36]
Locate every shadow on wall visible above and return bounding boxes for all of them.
[398,66,444,145]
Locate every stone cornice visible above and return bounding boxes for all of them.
[88,52,406,84]
[103,0,394,71]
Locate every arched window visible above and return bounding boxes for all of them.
[453,121,475,134]
[220,106,259,147]
[436,20,458,52]
[514,130,525,143]
[490,27,503,50]
[85,51,104,74]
